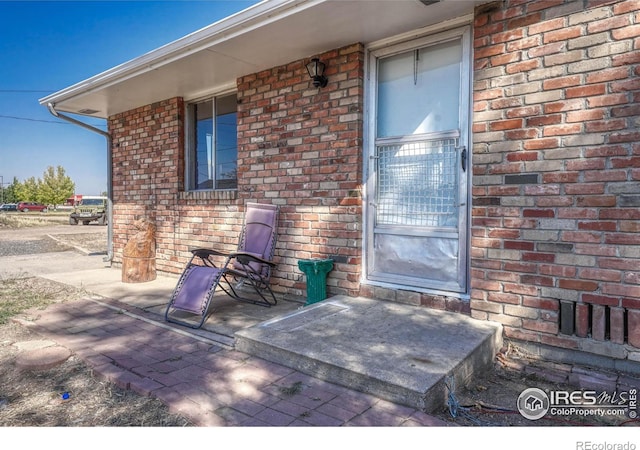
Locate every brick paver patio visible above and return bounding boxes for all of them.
[20,297,451,427]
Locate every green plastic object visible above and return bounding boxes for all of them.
[298,258,334,306]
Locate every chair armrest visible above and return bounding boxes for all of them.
[190,248,230,258]
[230,251,276,268]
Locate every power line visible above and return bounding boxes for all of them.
[0,114,68,124]
[0,90,56,93]
[0,114,106,128]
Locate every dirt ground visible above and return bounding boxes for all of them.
[0,277,192,427]
[0,217,638,427]
[437,354,637,427]
[0,217,192,427]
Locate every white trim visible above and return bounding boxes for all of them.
[370,26,471,60]
[366,13,474,52]
[184,82,237,104]
[460,25,474,296]
[375,129,460,146]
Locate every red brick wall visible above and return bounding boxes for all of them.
[472,0,640,354]
[109,98,187,274]
[108,44,365,298]
[236,44,364,297]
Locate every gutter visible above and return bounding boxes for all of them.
[46,102,114,265]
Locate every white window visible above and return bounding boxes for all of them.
[376,39,462,138]
[186,93,237,190]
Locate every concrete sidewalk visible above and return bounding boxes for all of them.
[9,250,454,426]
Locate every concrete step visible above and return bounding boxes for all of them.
[235,295,503,413]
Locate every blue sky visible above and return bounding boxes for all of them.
[0,0,258,196]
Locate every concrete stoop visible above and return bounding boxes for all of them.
[235,295,503,413]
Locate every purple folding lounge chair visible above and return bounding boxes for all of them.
[165,202,279,329]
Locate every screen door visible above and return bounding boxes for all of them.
[366,29,470,294]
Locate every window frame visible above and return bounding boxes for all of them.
[184,90,238,192]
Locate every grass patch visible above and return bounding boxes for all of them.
[0,214,68,229]
[0,277,74,324]
[0,281,192,426]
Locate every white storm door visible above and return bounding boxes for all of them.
[366,28,471,294]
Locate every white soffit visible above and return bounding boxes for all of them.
[40,0,482,118]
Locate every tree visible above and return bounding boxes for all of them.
[15,177,40,202]
[1,177,19,203]
[38,166,75,208]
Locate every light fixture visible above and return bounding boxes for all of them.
[306,58,328,88]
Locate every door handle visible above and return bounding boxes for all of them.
[460,146,467,172]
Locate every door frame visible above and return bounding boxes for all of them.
[362,25,473,298]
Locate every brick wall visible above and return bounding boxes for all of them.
[108,44,365,298]
[110,98,187,274]
[472,0,640,357]
[236,44,364,297]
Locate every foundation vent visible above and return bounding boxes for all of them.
[559,301,628,345]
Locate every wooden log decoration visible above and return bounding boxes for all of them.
[121,216,157,283]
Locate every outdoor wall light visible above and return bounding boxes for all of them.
[306,58,328,88]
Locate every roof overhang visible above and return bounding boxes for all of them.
[40,0,486,119]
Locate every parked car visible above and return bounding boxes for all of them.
[69,196,107,225]
[17,202,48,212]
[0,203,18,212]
